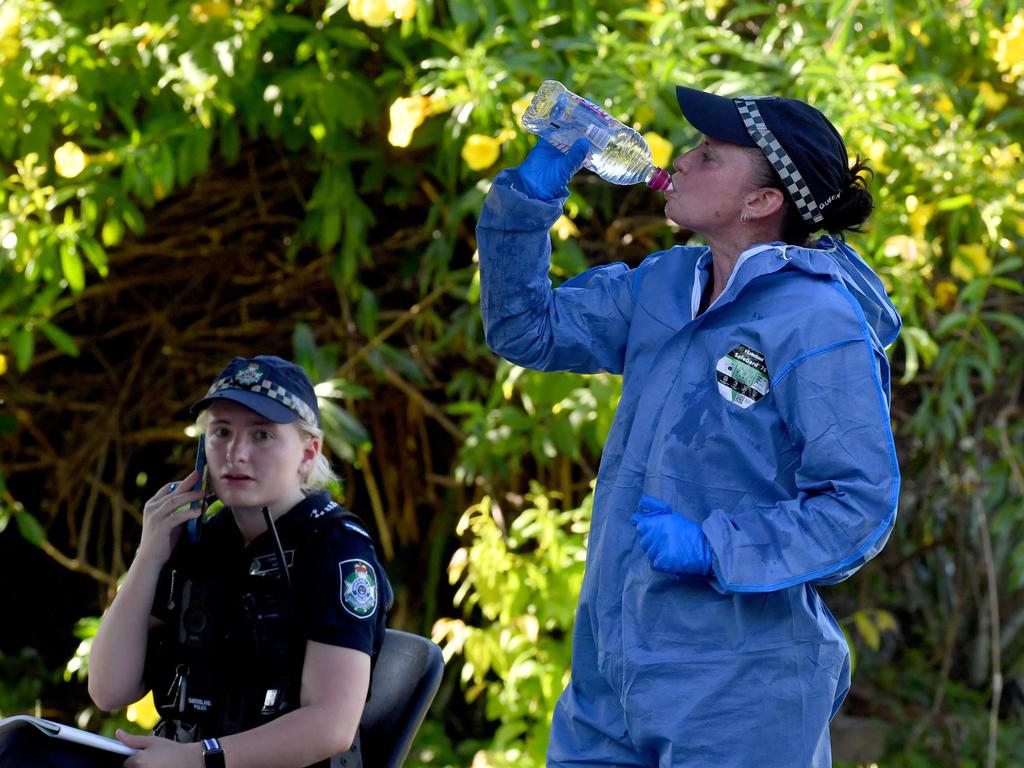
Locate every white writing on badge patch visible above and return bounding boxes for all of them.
[716,344,770,409]
[249,550,295,577]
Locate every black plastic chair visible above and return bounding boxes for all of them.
[357,629,444,768]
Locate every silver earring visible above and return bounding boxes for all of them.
[740,212,749,224]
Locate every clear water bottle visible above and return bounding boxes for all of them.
[521,80,672,192]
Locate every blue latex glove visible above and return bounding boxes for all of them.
[629,495,713,577]
[515,138,590,201]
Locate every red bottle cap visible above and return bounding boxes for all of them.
[647,167,671,191]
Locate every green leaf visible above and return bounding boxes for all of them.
[854,611,881,651]
[14,509,46,547]
[60,241,86,292]
[38,322,79,356]
[78,236,109,278]
[10,328,35,372]
[982,311,1024,340]
[292,322,319,376]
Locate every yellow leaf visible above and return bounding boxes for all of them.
[874,610,898,633]
[933,279,958,311]
[952,243,992,281]
[854,611,880,651]
[0,353,7,376]
[978,81,1009,112]
[865,63,902,83]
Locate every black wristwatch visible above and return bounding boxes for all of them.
[202,737,226,768]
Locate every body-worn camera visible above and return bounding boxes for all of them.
[179,580,224,648]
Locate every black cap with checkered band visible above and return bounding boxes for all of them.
[190,355,320,427]
[675,86,849,227]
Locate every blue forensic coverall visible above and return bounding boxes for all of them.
[476,170,902,768]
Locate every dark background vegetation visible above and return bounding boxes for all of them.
[1,0,1023,765]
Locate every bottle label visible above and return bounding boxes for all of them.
[541,92,615,155]
[584,124,612,151]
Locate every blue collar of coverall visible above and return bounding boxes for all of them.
[685,237,901,347]
[689,242,785,319]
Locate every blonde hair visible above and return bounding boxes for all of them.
[195,409,339,493]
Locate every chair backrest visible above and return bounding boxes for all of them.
[358,629,444,768]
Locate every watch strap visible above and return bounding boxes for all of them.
[202,737,226,768]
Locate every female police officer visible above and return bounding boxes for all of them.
[88,355,391,768]
[477,86,901,766]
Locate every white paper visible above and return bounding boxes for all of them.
[0,715,137,756]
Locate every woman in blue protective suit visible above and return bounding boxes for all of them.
[476,85,901,767]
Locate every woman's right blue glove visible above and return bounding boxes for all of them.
[515,138,590,201]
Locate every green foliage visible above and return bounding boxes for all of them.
[1,0,1023,764]
[430,486,589,767]
[0,647,56,717]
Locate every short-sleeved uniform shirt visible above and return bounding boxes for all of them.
[145,491,391,765]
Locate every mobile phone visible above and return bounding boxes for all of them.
[187,435,208,544]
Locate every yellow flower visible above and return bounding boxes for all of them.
[551,214,579,241]
[704,0,727,19]
[461,134,500,171]
[54,141,87,178]
[388,0,416,20]
[993,12,1024,80]
[0,3,21,64]
[0,353,7,376]
[387,95,430,148]
[933,280,958,311]
[908,21,931,46]
[952,243,992,281]
[190,1,230,21]
[643,131,673,170]
[349,0,391,27]
[978,81,1008,111]
[126,691,161,731]
[934,94,956,119]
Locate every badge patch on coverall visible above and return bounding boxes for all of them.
[339,559,378,618]
[716,345,770,408]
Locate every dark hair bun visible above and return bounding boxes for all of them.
[821,158,874,235]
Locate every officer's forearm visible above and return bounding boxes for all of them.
[217,702,361,768]
[88,550,164,710]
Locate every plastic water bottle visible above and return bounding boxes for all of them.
[521,80,672,192]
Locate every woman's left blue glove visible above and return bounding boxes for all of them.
[515,138,590,201]
[630,495,713,577]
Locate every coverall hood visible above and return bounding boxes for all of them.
[774,237,902,348]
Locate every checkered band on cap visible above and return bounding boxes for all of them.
[735,99,823,225]
[205,376,318,425]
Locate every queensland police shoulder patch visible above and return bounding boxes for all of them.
[339,559,378,619]
[716,344,770,409]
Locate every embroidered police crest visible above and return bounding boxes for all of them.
[233,363,264,387]
[339,559,378,619]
